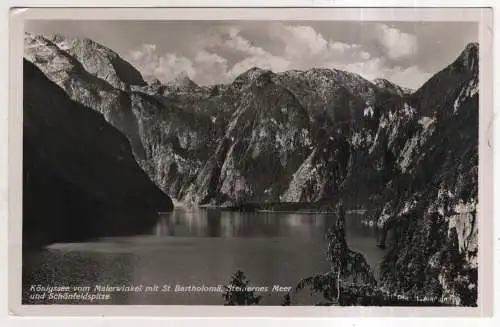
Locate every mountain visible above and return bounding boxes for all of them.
[174,67,407,205]
[23,34,479,305]
[44,34,147,91]
[24,33,147,161]
[374,42,479,305]
[410,42,478,117]
[25,33,474,207]
[24,33,217,201]
[183,72,313,204]
[172,67,413,205]
[372,78,413,96]
[128,91,217,198]
[167,71,200,90]
[23,59,173,248]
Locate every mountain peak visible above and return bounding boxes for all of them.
[168,71,198,89]
[246,66,267,73]
[372,78,413,96]
[27,33,147,89]
[465,42,479,51]
[45,34,104,53]
[455,42,479,71]
[372,78,393,87]
[238,66,270,79]
[232,66,273,88]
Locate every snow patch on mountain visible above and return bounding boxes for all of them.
[363,106,374,118]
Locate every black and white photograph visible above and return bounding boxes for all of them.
[15,8,488,310]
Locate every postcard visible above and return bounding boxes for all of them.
[7,6,494,317]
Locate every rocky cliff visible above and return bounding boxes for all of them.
[44,34,147,91]
[25,34,405,205]
[23,59,173,248]
[25,35,478,207]
[24,33,220,202]
[24,35,479,304]
[373,43,479,306]
[24,33,147,161]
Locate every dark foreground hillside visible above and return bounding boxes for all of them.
[23,59,173,249]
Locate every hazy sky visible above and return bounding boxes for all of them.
[25,20,478,89]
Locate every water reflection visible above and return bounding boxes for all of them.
[153,208,381,241]
[23,208,385,305]
[153,208,336,239]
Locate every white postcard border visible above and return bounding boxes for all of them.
[6,6,495,319]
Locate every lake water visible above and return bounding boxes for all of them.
[22,208,386,305]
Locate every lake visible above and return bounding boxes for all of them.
[22,207,386,305]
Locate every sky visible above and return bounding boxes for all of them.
[25,20,478,90]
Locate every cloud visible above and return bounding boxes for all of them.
[126,43,193,81]
[374,24,418,60]
[193,50,229,84]
[269,23,363,66]
[358,51,371,61]
[126,22,428,89]
[341,57,431,89]
[213,26,292,78]
[156,54,195,80]
[281,24,328,56]
[129,43,156,61]
[219,24,367,77]
[341,58,386,81]
[386,66,432,90]
[222,27,269,57]
[126,44,230,84]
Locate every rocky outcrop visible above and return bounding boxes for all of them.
[44,34,146,91]
[183,72,313,205]
[290,44,479,306]
[24,33,480,305]
[24,33,147,160]
[24,33,218,201]
[24,33,406,205]
[374,43,479,306]
[23,59,173,249]
[177,66,406,205]
[411,42,478,117]
[129,91,217,198]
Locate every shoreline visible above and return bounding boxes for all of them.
[170,199,368,214]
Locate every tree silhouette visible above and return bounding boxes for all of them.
[222,270,262,305]
[295,200,376,305]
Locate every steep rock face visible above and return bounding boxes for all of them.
[24,33,480,304]
[24,33,147,160]
[199,66,406,205]
[274,68,374,124]
[141,64,409,205]
[129,92,217,199]
[184,73,313,205]
[25,34,479,269]
[280,141,347,203]
[23,59,173,248]
[411,42,478,117]
[266,68,413,204]
[45,34,146,91]
[24,32,408,205]
[24,33,216,201]
[376,43,479,306]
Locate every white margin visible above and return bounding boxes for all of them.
[1,1,498,327]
